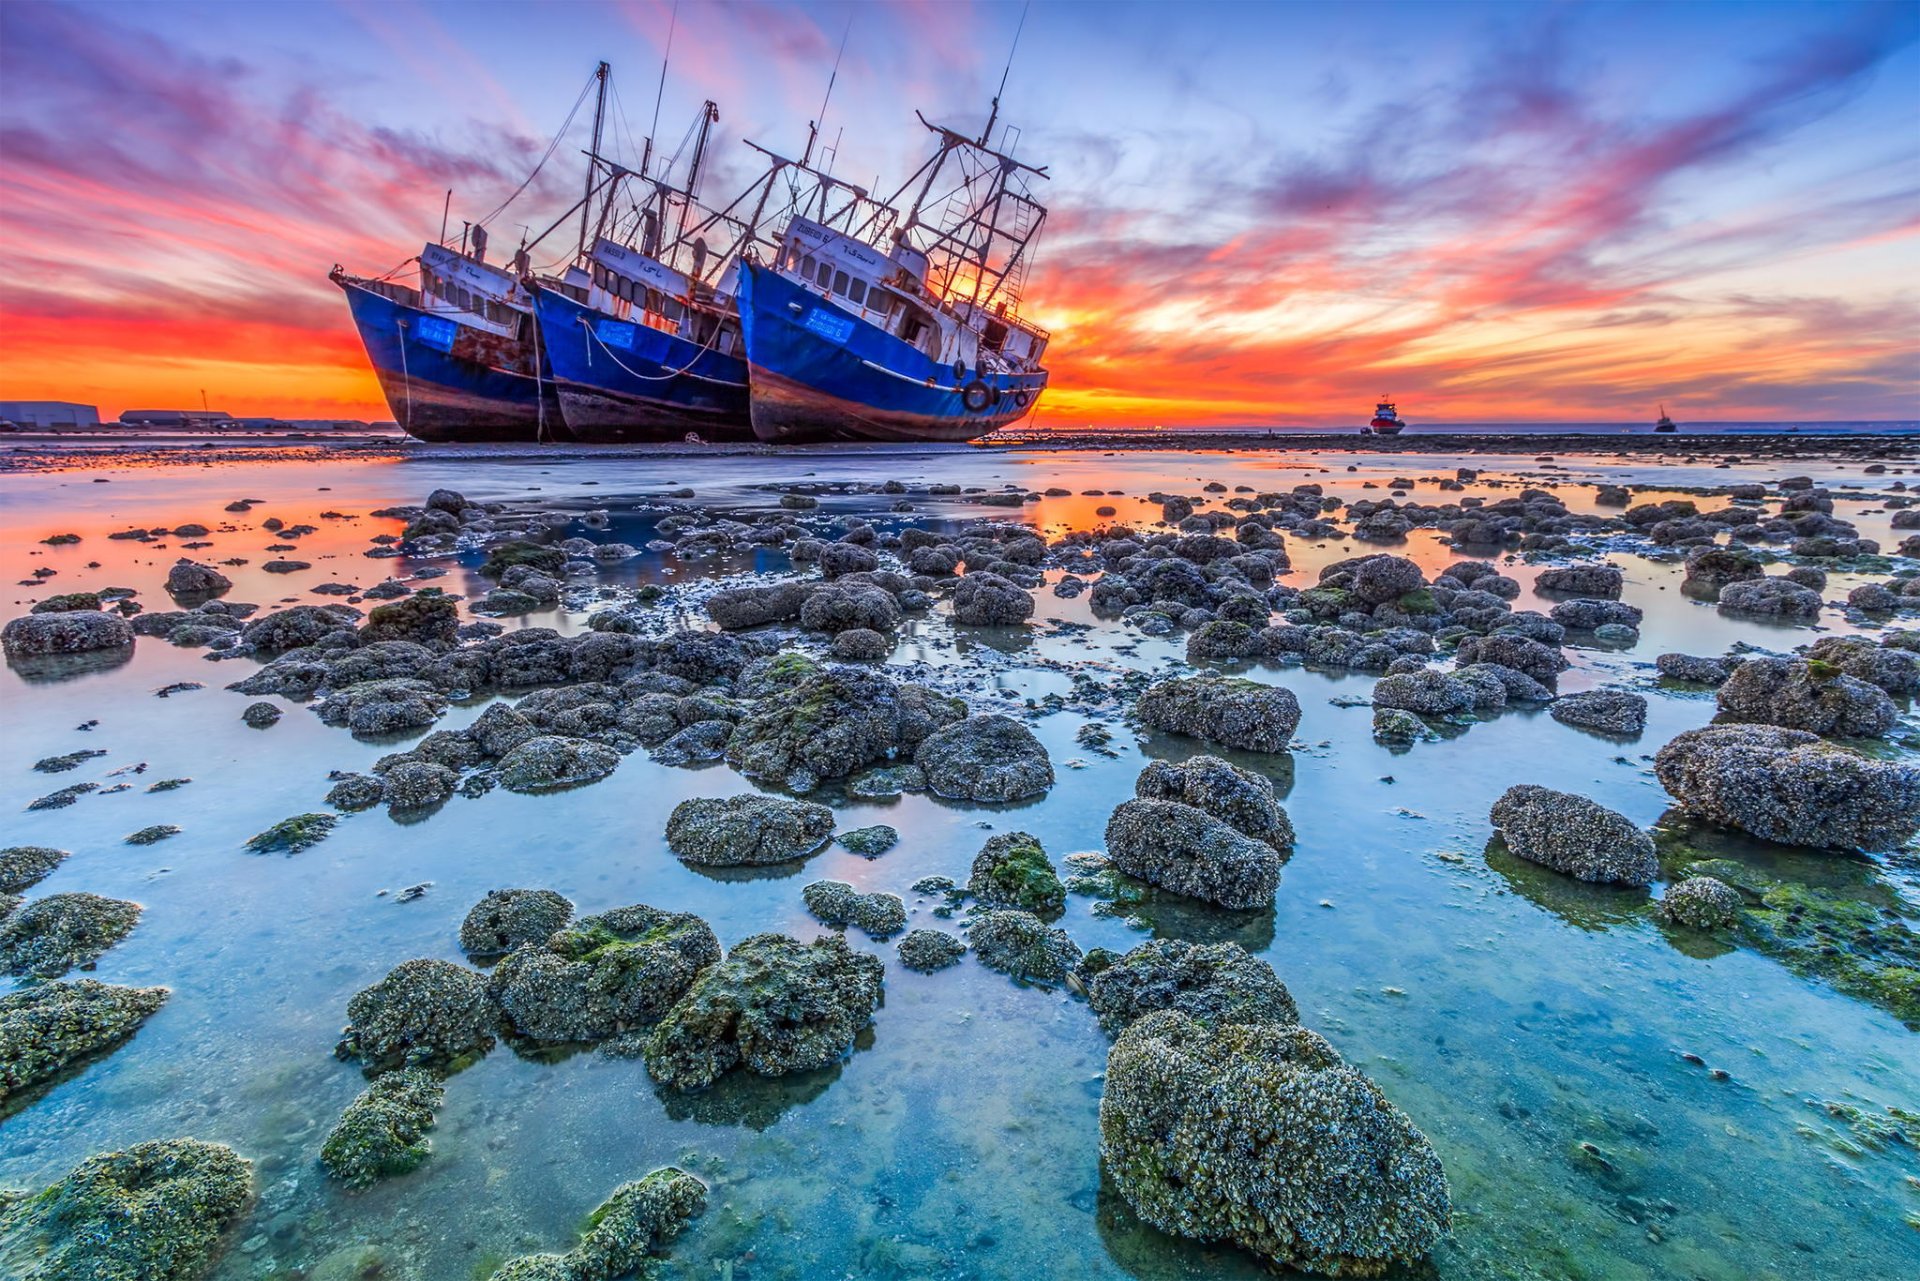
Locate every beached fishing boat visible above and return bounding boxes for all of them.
[332,63,629,443]
[1655,404,1677,433]
[735,104,1051,443]
[1369,397,1406,435]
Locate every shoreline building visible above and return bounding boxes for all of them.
[0,401,101,428]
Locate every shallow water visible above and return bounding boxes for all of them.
[2,445,1917,1280]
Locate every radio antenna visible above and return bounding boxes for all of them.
[646,0,679,176]
[803,15,853,167]
[981,0,1029,147]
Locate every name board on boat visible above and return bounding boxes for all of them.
[802,308,856,345]
[594,318,637,351]
[414,315,459,352]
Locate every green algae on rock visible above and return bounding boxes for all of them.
[336,958,495,1071]
[644,933,883,1091]
[1101,1011,1450,1277]
[571,1167,710,1279]
[1084,939,1299,1036]
[0,891,143,978]
[320,1067,445,1189]
[0,1137,253,1281]
[967,831,1067,919]
[489,904,721,1044]
[0,979,169,1115]
[245,812,338,855]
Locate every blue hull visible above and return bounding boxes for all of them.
[531,285,753,442]
[336,278,567,443]
[735,262,1047,443]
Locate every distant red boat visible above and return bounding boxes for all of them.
[1368,396,1406,435]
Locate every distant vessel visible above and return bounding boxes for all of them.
[735,101,1051,444]
[1369,397,1406,435]
[1655,404,1677,433]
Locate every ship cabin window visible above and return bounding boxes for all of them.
[982,317,1010,353]
[847,279,867,306]
[815,261,833,289]
[832,269,850,296]
[798,254,815,279]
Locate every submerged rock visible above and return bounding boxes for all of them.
[2,610,134,657]
[1105,798,1282,909]
[914,713,1055,802]
[489,905,720,1043]
[0,979,168,1113]
[1101,1012,1449,1276]
[802,881,908,938]
[1714,656,1898,738]
[1655,724,1920,851]
[459,888,574,958]
[498,735,620,792]
[1136,675,1301,752]
[837,824,899,857]
[1658,876,1744,930]
[0,845,68,893]
[896,929,967,972]
[665,795,835,866]
[245,812,338,854]
[1488,785,1657,886]
[241,701,282,728]
[336,958,494,1071]
[320,1067,444,1189]
[0,892,142,978]
[968,909,1082,982]
[643,933,884,1091]
[0,1138,254,1281]
[494,1169,709,1281]
[1085,939,1298,1036]
[967,831,1066,918]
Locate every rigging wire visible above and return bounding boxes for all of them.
[648,0,679,173]
[475,69,597,231]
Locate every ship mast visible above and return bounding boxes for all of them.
[576,61,610,260]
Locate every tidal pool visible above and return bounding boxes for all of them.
[2,443,1916,1280]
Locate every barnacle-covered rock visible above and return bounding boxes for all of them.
[801,881,908,938]
[0,892,142,978]
[665,795,835,866]
[1717,577,1822,621]
[1549,689,1648,736]
[1534,563,1622,598]
[967,831,1066,918]
[497,735,620,793]
[1100,1012,1450,1276]
[1105,798,1282,909]
[643,933,884,1091]
[319,1067,444,1189]
[381,759,458,811]
[1136,675,1301,752]
[1654,724,1920,850]
[1133,755,1294,851]
[1085,939,1298,1035]
[359,590,459,647]
[489,905,720,1043]
[967,909,1082,982]
[459,888,574,958]
[0,980,168,1113]
[1370,670,1473,716]
[951,571,1035,625]
[0,845,68,893]
[1657,876,1744,930]
[1715,656,1897,738]
[336,958,494,1071]
[1488,785,1656,886]
[245,812,338,854]
[914,714,1054,802]
[896,929,967,972]
[0,1138,253,1281]
[2,609,134,657]
[725,669,963,791]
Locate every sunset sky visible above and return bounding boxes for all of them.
[2,0,1916,427]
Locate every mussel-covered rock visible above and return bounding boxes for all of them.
[665,795,835,865]
[336,958,494,1071]
[643,933,884,1090]
[801,881,908,938]
[1133,755,1294,851]
[1084,939,1298,1035]
[498,735,620,792]
[1714,656,1897,738]
[0,1138,254,1281]
[489,905,721,1043]
[1488,784,1656,886]
[1549,689,1648,736]
[1101,1011,1450,1276]
[459,888,574,958]
[1657,876,1744,930]
[1136,675,1301,752]
[896,929,967,973]
[1105,798,1282,909]
[2,609,134,657]
[319,1067,444,1189]
[725,669,964,791]
[0,979,168,1112]
[967,909,1082,982]
[0,892,142,978]
[914,713,1054,802]
[1654,723,1920,850]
